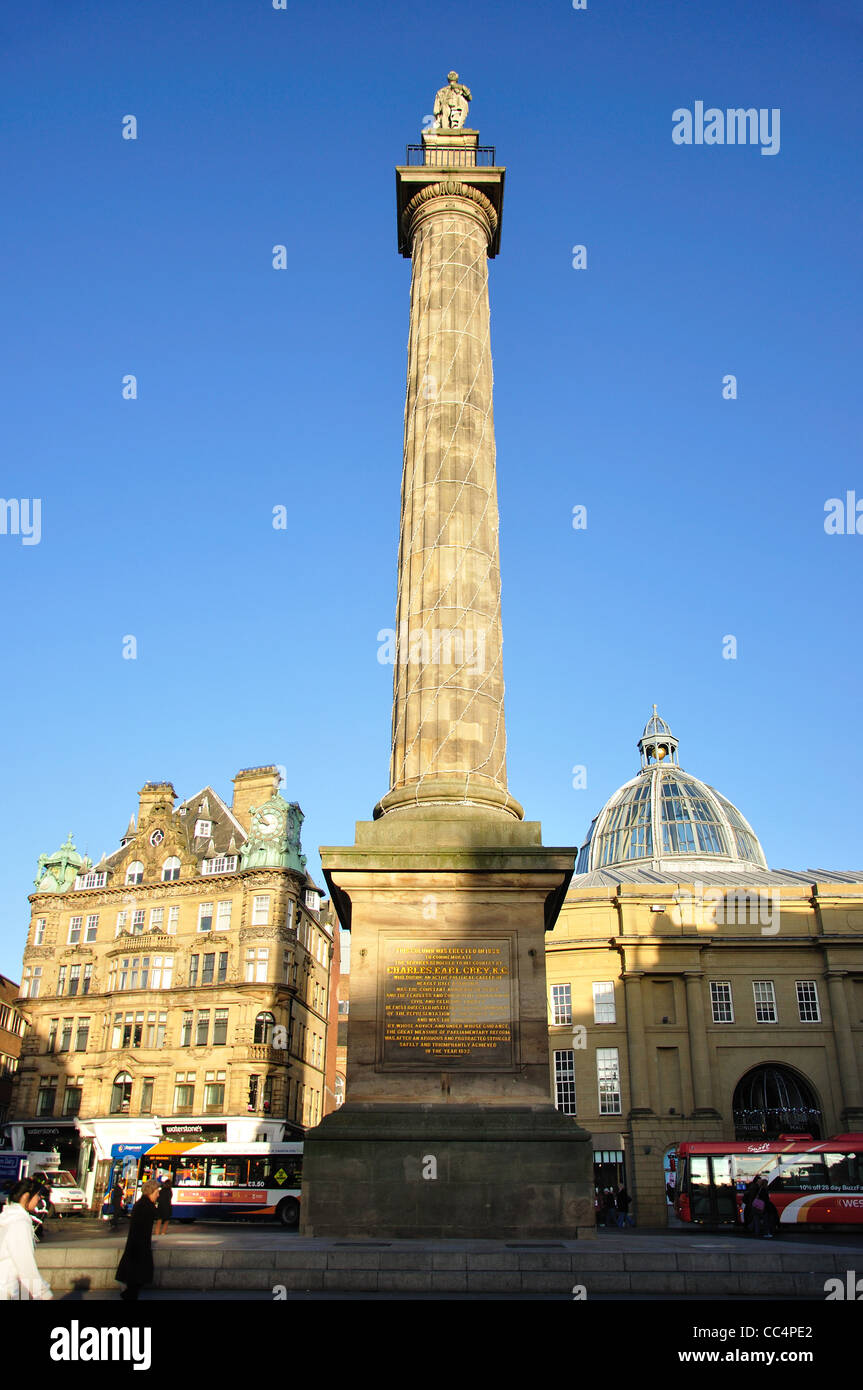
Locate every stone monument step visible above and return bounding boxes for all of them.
[38,1237,847,1297]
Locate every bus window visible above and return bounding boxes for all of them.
[771,1155,828,1192]
[175,1162,204,1187]
[207,1158,248,1188]
[248,1158,272,1187]
[824,1152,860,1189]
[689,1155,712,1220]
[732,1156,771,1187]
[273,1159,303,1187]
[710,1156,738,1221]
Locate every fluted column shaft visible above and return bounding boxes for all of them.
[380,185,519,819]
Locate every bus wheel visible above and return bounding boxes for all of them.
[276,1198,299,1229]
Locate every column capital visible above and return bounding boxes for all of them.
[402,180,499,252]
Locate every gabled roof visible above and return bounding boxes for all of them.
[178,786,249,847]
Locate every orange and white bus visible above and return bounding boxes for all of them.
[674,1134,863,1230]
[133,1141,303,1227]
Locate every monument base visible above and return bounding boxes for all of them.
[299,1103,596,1240]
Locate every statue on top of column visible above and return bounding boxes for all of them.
[433,71,472,129]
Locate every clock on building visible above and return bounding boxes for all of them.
[251,800,287,841]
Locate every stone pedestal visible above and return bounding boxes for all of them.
[300,811,595,1239]
[299,1104,594,1240]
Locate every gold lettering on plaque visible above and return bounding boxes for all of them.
[382,940,513,1067]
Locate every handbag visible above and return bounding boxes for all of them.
[752,1197,765,1212]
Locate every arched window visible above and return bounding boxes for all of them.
[110,1072,133,1115]
[733,1064,822,1140]
[125,861,144,886]
[254,1012,275,1045]
[162,857,181,882]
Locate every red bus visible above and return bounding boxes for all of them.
[674,1134,863,1230]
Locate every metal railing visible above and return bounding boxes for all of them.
[405,144,496,168]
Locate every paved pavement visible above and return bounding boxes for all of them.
[41,1216,863,1254]
[53,1289,817,1301]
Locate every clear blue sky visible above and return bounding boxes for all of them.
[1,0,861,977]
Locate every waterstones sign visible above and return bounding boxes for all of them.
[23,1126,69,1150]
[161,1123,226,1141]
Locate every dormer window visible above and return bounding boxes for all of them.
[125,861,144,886]
[194,820,212,839]
[162,857,181,882]
[74,871,107,890]
[201,855,237,876]
[304,889,320,912]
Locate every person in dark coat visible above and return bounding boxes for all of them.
[615,1185,634,1228]
[115,1181,159,1300]
[109,1178,125,1231]
[154,1180,173,1236]
[750,1177,774,1239]
[741,1176,760,1234]
[762,1182,779,1239]
[603,1189,617,1228]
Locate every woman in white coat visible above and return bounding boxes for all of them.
[0,1179,54,1300]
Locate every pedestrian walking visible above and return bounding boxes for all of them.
[29,1183,51,1243]
[741,1176,760,1233]
[109,1177,125,1231]
[0,1179,53,1300]
[115,1180,159,1301]
[603,1189,617,1228]
[762,1182,779,1240]
[750,1178,773,1239]
[615,1184,635,1228]
[154,1180,173,1236]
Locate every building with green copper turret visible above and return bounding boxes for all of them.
[4,765,336,1212]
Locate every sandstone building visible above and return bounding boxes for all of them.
[4,766,333,1209]
[549,710,863,1225]
[0,974,25,1127]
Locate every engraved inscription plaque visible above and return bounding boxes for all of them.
[381,938,515,1068]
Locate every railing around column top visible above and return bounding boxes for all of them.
[405,144,496,168]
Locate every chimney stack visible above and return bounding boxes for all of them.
[232,765,281,829]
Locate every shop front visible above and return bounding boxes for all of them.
[5,1121,81,1174]
[76,1118,161,1211]
[590,1133,629,1224]
[160,1117,285,1145]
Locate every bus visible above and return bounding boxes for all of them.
[102,1141,303,1227]
[674,1134,863,1230]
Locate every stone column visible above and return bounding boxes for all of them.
[683,971,719,1116]
[623,972,653,1113]
[376,173,521,822]
[825,971,863,1120]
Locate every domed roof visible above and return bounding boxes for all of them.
[576,709,767,874]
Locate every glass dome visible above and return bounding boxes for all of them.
[576,709,767,874]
